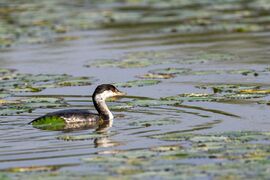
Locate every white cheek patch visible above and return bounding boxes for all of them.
[95,90,114,101]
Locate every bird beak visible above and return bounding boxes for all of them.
[116,89,126,96]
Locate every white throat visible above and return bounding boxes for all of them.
[94,92,114,120]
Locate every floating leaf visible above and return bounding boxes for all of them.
[114,80,161,88]
[0,93,11,98]
[257,101,270,105]
[162,93,221,102]
[224,93,266,100]
[149,68,191,75]
[0,97,67,116]
[87,59,153,68]
[0,107,31,116]
[6,165,58,172]
[127,99,179,107]
[148,68,258,77]
[239,89,270,94]
[196,84,259,93]
[184,52,239,64]
[137,73,175,79]
[57,77,91,86]
[0,68,92,94]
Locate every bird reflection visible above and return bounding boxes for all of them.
[94,120,121,148]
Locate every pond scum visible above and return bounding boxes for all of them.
[0,0,270,179]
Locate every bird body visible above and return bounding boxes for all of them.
[29,84,125,127]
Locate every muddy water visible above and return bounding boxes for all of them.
[0,2,270,177]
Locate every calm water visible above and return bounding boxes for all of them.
[0,1,270,174]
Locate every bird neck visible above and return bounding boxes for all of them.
[93,94,113,120]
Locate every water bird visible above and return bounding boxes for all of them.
[29,84,125,128]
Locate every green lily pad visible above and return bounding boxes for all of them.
[148,68,258,77]
[149,68,191,75]
[3,131,270,179]
[184,52,239,64]
[163,23,263,34]
[0,68,92,93]
[56,77,91,86]
[136,73,176,79]
[0,107,31,116]
[87,59,153,68]
[224,93,266,100]
[0,97,67,116]
[257,100,270,105]
[86,51,178,68]
[81,130,270,178]
[239,89,270,94]
[0,93,10,98]
[0,0,269,49]
[22,97,67,108]
[162,93,221,102]
[114,80,161,88]
[127,99,180,107]
[6,165,59,173]
[0,68,15,75]
[196,84,260,93]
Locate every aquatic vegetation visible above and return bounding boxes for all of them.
[257,100,270,105]
[162,93,221,102]
[114,79,160,88]
[86,59,153,68]
[0,0,270,48]
[149,67,191,75]
[136,73,175,79]
[6,165,59,173]
[147,67,258,78]
[86,51,240,69]
[127,99,179,107]
[80,131,270,179]
[0,68,95,116]
[2,130,270,179]
[0,97,67,116]
[239,89,270,94]
[224,93,266,100]
[163,92,267,103]
[196,84,260,93]
[162,23,264,34]
[195,84,270,99]
[85,51,180,68]
[110,84,270,109]
[0,68,92,94]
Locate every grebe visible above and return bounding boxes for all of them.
[29,84,125,127]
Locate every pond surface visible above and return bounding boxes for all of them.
[0,0,270,179]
